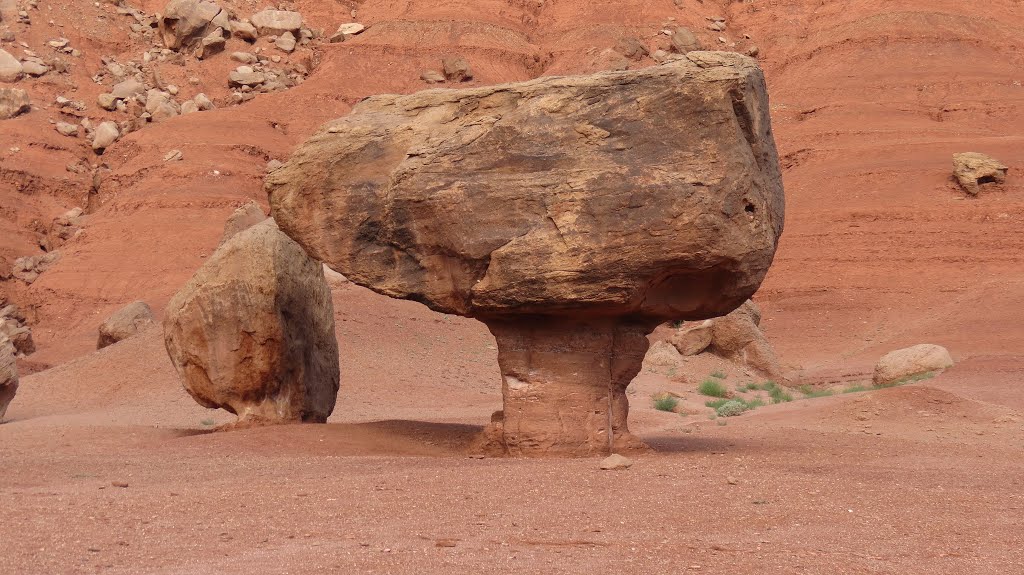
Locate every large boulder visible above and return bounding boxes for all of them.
[873,344,954,386]
[97,301,155,349]
[159,0,230,52]
[268,52,784,455]
[164,219,339,425]
[0,336,16,421]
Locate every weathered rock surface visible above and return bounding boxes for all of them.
[706,299,783,378]
[670,319,714,356]
[953,152,1008,195]
[92,120,120,151]
[219,200,266,245]
[441,56,473,82]
[0,87,30,119]
[269,52,784,455]
[159,0,229,52]
[873,344,954,386]
[671,27,702,54]
[0,336,16,421]
[250,9,302,37]
[164,219,339,425]
[0,48,23,82]
[97,301,155,349]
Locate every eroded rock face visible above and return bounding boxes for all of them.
[0,336,17,421]
[269,52,784,454]
[0,87,30,120]
[164,219,339,425]
[97,301,155,349]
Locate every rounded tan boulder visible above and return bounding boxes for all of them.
[97,301,155,349]
[163,219,339,425]
[873,344,953,386]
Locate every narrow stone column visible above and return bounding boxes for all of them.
[483,317,654,456]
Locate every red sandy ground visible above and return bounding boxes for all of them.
[2,0,1024,573]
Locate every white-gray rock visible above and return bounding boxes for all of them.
[92,121,120,151]
[0,48,24,82]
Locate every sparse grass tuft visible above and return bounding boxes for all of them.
[768,385,793,404]
[654,395,679,412]
[710,371,727,379]
[843,384,869,394]
[705,398,731,409]
[200,418,216,426]
[698,379,729,398]
[799,384,835,398]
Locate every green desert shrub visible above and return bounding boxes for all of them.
[698,379,729,398]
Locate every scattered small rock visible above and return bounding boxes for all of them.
[420,69,445,84]
[55,122,79,137]
[0,48,23,82]
[97,301,155,349]
[92,121,120,151]
[0,87,31,120]
[330,22,365,43]
[873,344,954,386]
[599,453,633,470]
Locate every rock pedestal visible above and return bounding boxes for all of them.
[486,317,653,455]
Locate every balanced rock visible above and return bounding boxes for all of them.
[164,219,339,425]
[953,152,1008,196]
[97,301,155,349]
[269,53,784,455]
[0,336,16,421]
[159,0,229,52]
[0,87,30,119]
[873,344,953,386]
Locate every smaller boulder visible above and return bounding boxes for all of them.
[669,319,713,356]
[599,454,633,470]
[92,121,120,151]
[275,31,297,53]
[0,48,23,82]
[670,27,702,54]
[420,69,445,84]
[230,20,258,42]
[97,301,155,349]
[219,200,266,245]
[614,37,649,61]
[0,337,17,421]
[953,152,1008,196]
[250,9,303,36]
[441,56,473,82]
[0,87,30,119]
[329,22,364,43]
[873,344,953,386]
